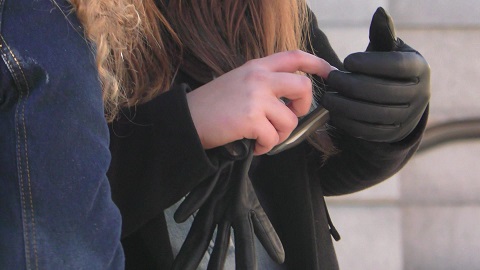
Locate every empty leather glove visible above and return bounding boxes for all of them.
[171,160,232,270]
[322,7,430,142]
[172,140,284,270]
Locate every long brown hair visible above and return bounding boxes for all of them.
[165,0,309,83]
[70,0,309,121]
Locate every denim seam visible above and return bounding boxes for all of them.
[0,34,39,270]
[0,0,4,31]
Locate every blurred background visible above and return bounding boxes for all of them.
[309,1,480,269]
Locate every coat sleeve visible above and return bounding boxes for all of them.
[306,7,344,70]
[107,83,218,237]
[305,9,429,196]
[311,109,428,196]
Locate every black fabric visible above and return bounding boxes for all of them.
[122,215,174,269]
[252,147,340,269]
[107,8,428,270]
[108,84,219,237]
[306,7,344,70]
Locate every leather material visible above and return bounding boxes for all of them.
[172,140,284,270]
[322,7,430,142]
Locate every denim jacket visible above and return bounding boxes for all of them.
[0,0,124,269]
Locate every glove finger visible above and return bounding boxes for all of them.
[251,210,285,264]
[367,7,397,52]
[343,51,428,79]
[233,219,257,270]
[329,113,408,142]
[366,8,420,55]
[175,161,232,223]
[327,70,419,104]
[322,92,410,126]
[172,207,216,270]
[207,221,232,270]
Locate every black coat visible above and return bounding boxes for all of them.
[107,12,428,270]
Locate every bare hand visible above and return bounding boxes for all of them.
[187,50,335,155]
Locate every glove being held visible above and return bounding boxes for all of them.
[172,140,284,270]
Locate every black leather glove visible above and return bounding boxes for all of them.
[171,159,232,270]
[172,140,285,270]
[322,7,430,142]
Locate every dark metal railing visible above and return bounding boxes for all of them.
[417,118,480,153]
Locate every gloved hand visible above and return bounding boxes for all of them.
[322,7,430,142]
[172,140,285,270]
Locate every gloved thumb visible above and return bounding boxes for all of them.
[366,7,397,52]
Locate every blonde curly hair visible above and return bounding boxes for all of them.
[69,0,180,122]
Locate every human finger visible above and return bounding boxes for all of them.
[328,114,404,142]
[247,118,279,155]
[264,99,299,144]
[247,50,336,79]
[327,70,418,104]
[322,92,410,125]
[266,72,313,116]
[344,51,428,78]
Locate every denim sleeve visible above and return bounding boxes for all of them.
[0,1,124,269]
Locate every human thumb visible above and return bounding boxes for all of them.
[366,7,398,52]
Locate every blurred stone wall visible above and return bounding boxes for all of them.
[309,1,480,269]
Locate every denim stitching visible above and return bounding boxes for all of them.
[0,35,39,270]
[0,37,31,269]
[0,0,4,31]
[17,51,38,270]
